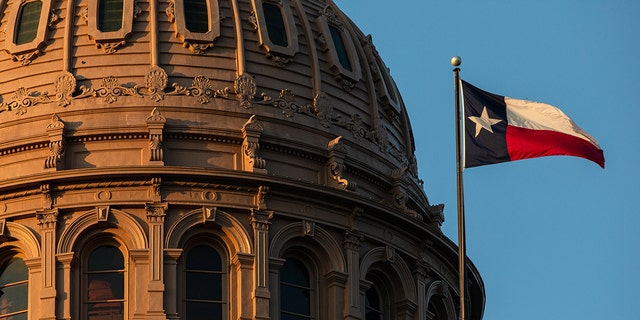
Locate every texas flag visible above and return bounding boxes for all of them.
[462,80,604,168]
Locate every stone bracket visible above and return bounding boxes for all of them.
[242,115,267,173]
[45,114,66,170]
[146,108,166,165]
[326,136,356,191]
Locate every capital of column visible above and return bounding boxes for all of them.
[36,208,59,229]
[250,209,274,229]
[145,202,168,223]
[343,229,364,251]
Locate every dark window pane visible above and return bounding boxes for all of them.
[329,25,352,71]
[0,283,28,314]
[280,284,310,315]
[88,245,124,271]
[98,0,123,32]
[186,301,222,320]
[280,259,309,287]
[184,0,209,33]
[280,259,311,318]
[87,273,125,300]
[281,312,311,320]
[15,1,42,45]
[0,259,28,286]
[0,258,28,319]
[185,272,222,301]
[365,286,382,320]
[262,3,288,47]
[186,245,221,271]
[87,301,124,320]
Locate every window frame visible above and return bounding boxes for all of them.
[250,0,299,59]
[87,0,136,52]
[315,5,361,84]
[82,241,128,320]
[178,237,229,320]
[278,255,318,320]
[3,0,53,64]
[167,0,221,54]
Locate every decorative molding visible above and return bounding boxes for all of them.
[202,206,217,222]
[301,220,315,236]
[235,73,257,109]
[36,208,59,230]
[0,74,409,168]
[2,0,57,65]
[97,206,110,222]
[45,114,66,170]
[145,202,168,223]
[390,166,419,219]
[146,108,166,165]
[326,136,356,191]
[241,115,266,173]
[255,185,269,210]
[87,0,138,53]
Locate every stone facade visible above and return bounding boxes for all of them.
[0,0,484,319]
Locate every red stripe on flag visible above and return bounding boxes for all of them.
[506,126,605,168]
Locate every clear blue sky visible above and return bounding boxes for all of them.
[335,1,639,319]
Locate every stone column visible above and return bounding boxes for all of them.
[250,209,274,320]
[414,262,430,320]
[232,252,255,320]
[163,249,183,320]
[55,252,75,320]
[145,203,168,320]
[130,249,150,320]
[37,208,58,320]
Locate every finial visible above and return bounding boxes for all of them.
[451,56,462,67]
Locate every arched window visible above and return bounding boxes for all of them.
[364,285,382,320]
[0,258,28,320]
[427,300,448,320]
[184,0,209,33]
[262,2,287,47]
[184,244,225,319]
[315,5,361,85]
[98,0,124,32]
[85,245,125,319]
[279,258,312,320]
[328,25,351,72]
[14,1,42,45]
[250,0,299,62]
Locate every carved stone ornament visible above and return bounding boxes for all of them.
[326,136,356,191]
[144,67,169,102]
[12,50,42,66]
[55,72,77,107]
[0,87,51,115]
[235,74,257,109]
[320,5,342,27]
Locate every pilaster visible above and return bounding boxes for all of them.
[145,202,168,320]
[55,252,76,320]
[250,208,274,320]
[343,228,364,320]
[37,208,58,320]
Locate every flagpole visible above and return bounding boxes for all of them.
[451,56,468,320]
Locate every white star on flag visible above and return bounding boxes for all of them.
[468,106,502,137]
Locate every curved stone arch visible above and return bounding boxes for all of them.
[0,222,41,259]
[360,246,417,302]
[425,280,457,320]
[165,208,252,255]
[57,208,148,254]
[270,222,346,273]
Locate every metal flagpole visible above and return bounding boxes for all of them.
[451,56,467,320]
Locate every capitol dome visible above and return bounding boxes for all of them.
[0,0,484,319]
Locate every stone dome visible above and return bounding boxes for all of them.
[0,0,484,319]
